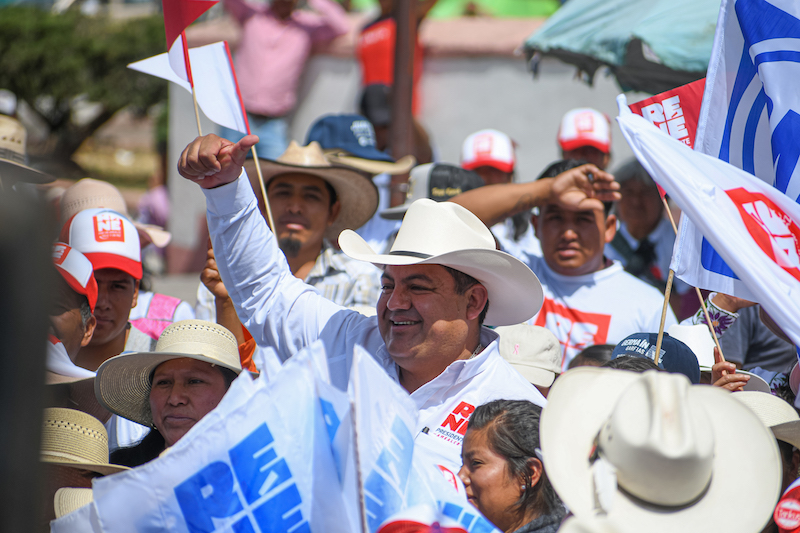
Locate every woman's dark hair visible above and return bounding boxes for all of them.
[110,429,166,468]
[468,400,562,517]
[569,344,615,369]
[602,355,662,373]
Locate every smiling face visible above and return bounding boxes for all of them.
[267,173,340,257]
[89,268,138,346]
[533,203,616,276]
[149,358,229,447]
[459,427,525,533]
[377,264,487,383]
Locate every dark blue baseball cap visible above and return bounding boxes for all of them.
[612,333,701,384]
[305,114,394,163]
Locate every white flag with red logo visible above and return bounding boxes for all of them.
[617,96,800,348]
[161,0,217,83]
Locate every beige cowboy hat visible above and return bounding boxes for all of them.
[668,324,772,392]
[495,324,561,388]
[338,198,544,326]
[41,408,129,476]
[54,488,93,518]
[247,141,379,241]
[733,391,800,450]
[59,178,171,248]
[541,368,781,533]
[0,115,53,184]
[324,151,416,176]
[94,320,244,427]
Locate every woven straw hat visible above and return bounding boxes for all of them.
[733,391,800,450]
[40,408,129,476]
[54,488,93,518]
[247,141,379,240]
[0,115,53,184]
[94,320,243,427]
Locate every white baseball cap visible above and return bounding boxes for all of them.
[558,108,611,154]
[52,242,98,312]
[461,129,516,173]
[495,324,561,387]
[59,208,142,280]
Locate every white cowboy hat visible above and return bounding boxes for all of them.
[733,391,800,450]
[541,368,781,533]
[41,408,129,476]
[247,141,379,241]
[668,324,771,392]
[338,198,544,326]
[495,324,561,387]
[0,115,53,184]
[94,320,244,427]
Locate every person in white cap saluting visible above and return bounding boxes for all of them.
[177,132,620,474]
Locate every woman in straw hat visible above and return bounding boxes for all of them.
[458,400,564,533]
[94,320,244,467]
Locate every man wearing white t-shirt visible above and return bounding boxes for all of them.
[451,160,675,370]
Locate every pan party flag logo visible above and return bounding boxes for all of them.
[726,188,800,283]
[93,213,125,243]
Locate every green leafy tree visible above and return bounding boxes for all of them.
[0,6,168,177]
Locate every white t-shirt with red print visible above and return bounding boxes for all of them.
[522,253,676,370]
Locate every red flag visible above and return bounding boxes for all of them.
[628,78,706,198]
[161,0,218,51]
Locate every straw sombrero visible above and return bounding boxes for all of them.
[246,141,379,241]
[0,115,53,184]
[541,368,781,533]
[733,391,800,450]
[94,320,243,427]
[41,408,129,476]
[54,488,93,518]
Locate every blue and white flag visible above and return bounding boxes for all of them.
[617,98,800,350]
[672,0,800,299]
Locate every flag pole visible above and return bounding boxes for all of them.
[350,358,370,533]
[661,196,726,361]
[180,31,203,136]
[655,269,675,360]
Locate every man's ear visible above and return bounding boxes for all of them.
[604,213,617,244]
[328,200,342,227]
[81,315,97,348]
[466,283,489,322]
[131,279,140,310]
[531,213,540,239]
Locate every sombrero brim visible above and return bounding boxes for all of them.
[95,351,243,428]
[379,203,410,220]
[326,153,416,176]
[54,488,94,518]
[541,368,781,533]
[338,229,543,327]
[42,455,129,476]
[0,159,53,184]
[134,222,171,248]
[254,159,379,241]
[698,367,772,392]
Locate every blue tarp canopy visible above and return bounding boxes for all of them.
[523,0,721,94]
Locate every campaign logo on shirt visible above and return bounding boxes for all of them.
[434,401,475,445]
[93,213,125,243]
[726,188,800,282]
[534,298,612,368]
[52,243,69,265]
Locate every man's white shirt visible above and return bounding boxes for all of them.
[203,172,547,474]
[522,252,676,370]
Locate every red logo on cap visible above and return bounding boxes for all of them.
[473,134,494,157]
[775,494,800,531]
[726,188,800,283]
[93,213,125,243]
[575,111,597,133]
[52,243,69,265]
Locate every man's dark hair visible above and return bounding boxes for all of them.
[569,344,614,369]
[443,266,489,325]
[79,300,92,329]
[468,400,563,518]
[536,159,612,215]
[603,355,662,373]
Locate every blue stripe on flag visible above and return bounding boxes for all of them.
[701,238,739,279]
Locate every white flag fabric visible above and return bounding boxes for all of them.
[617,98,800,349]
[671,0,800,297]
[129,42,248,134]
[90,341,349,533]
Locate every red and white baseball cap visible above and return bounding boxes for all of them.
[558,108,611,154]
[460,129,516,173]
[59,208,142,280]
[52,242,98,312]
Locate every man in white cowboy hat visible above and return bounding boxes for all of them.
[0,114,53,190]
[196,140,383,342]
[541,368,782,533]
[176,133,617,473]
[58,178,195,341]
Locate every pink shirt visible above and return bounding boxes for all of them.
[225,0,349,117]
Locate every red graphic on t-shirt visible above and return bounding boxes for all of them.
[534,298,612,369]
[726,188,800,283]
[93,213,125,243]
[52,243,69,265]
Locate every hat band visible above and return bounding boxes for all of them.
[42,450,106,465]
[388,250,432,259]
[0,146,25,164]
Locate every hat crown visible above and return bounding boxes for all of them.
[0,115,27,164]
[60,178,129,224]
[388,199,496,257]
[41,408,110,467]
[275,141,331,169]
[154,320,240,369]
[599,371,714,507]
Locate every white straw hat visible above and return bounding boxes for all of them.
[41,408,129,476]
[94,320,243,427]
[495,324,561,387]
[339,198,544,326]
[733,391,800,450]
[541,368,781,533]
[0,115,53,184]
[54,488,93,518]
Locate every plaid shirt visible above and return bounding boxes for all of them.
[305,241,382,310]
